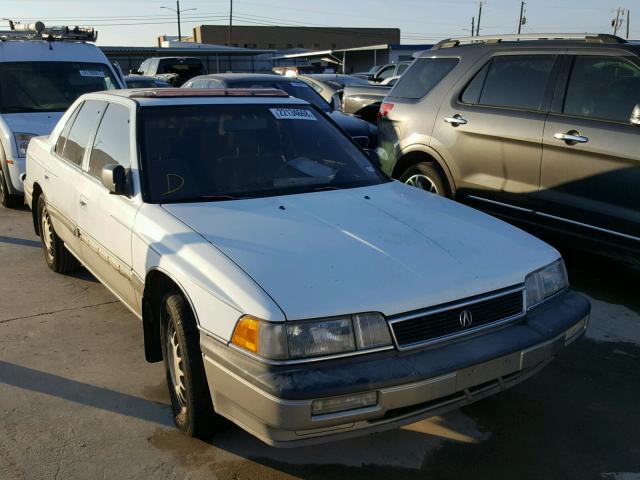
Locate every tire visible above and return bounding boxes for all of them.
[37,196,80,273]
[399,162,449,197]
[160,291,216,439]
[0,168,22,208]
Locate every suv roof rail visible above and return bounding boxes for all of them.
[127,88,290,99]
[0,21,98,42]
[432,33,627,49]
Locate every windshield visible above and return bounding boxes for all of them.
[0,62,118,113]
[229,80,330,111]
[140,103,385,203]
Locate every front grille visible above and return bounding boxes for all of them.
[390,288,524,349]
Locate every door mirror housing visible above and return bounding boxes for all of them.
[330,92,343,111]
[101,164,127,195]
[631,105,640,126]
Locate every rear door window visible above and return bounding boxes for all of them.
[563,56,640,123]
[469,55,555,110]
[61,100,106,167]
[391,57,459,99]
[88,103,131,178]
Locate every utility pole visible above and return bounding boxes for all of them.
[228,0,233,46]
[627,10,630,39]
[160,1,196,42]
[518,1,526,35]
[471,17,475,37]
[476,1,483,36]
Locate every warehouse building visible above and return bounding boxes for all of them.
[192,25,400,50]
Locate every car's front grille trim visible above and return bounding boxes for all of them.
[388,286,525,351]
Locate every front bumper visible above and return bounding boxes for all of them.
[5,156,25,193]
[201,291,590,447]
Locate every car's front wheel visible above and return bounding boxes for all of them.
[37,196,80,273]
[400,162,449,197]
[160,291,217,439]
[0,168,22,208]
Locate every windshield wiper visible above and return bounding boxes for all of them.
[165,194,243,203]
[311,186,341,192]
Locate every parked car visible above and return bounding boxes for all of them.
[379,33,640,260]
[25,87,589,447]
[182,73,378,150]
[342,84,392,123]
[0,22,124,208]
[380,75,401,86]
[368,61,412,83]
[124,74,170,88]
[136,57,207,87]
[296,74,370,104]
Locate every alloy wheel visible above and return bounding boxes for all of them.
[404,174,440,194]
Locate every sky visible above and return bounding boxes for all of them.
[1,0,637,46]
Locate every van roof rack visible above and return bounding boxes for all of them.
[0,21,98,42]
[432,33,627,49]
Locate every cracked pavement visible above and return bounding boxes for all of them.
[1,205,639,480]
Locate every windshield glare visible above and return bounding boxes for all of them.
[140,104,385,203]
[0,62,118,113]
[229,80,330,111]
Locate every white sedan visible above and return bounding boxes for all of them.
[24,88,590,447]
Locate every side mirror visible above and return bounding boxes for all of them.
[330,92,342,111]
[631,105,640,126]
[101,164,127,195]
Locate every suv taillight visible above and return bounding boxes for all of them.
[378,102,395,121]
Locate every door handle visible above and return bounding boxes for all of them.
[444,114,468,127]
[554,131,589,145]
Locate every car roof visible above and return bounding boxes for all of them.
[82,88,310,107]
[194,73,293,82]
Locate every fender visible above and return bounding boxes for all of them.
[395,143,458,196]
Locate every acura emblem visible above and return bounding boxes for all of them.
[459,309,473,328]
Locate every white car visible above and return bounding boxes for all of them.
[25,88,590,447]
[0,22,124,208]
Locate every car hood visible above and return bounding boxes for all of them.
[161,182,558,320]
[1,112,64,137]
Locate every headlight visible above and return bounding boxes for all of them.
[231,312,393,361]
[14,133,37,157]
[525,259,568,309]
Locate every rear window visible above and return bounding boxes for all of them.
[390,58,459,99]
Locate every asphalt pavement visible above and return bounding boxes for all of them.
[1,204,639,480]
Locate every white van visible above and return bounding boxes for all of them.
[0,22,124,207]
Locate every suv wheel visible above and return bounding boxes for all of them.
[400,162,448,197]
[160,291,217,439]
[0,168,22,208]
[37,196,80,273]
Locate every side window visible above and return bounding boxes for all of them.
[391,57,459,99]
[461,62,491,104]
[476,55,555,111]
[88,103,131,178]
[377,66,396,80]
[563,56,640,123]
[397,63,409,75]
[54,105,81,156]
[61,100,106,167]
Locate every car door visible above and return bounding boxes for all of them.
[46,100,106,254]
[539,52,640,245]
[433,53,560,208]
[76,101,141,312]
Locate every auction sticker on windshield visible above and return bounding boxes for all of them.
[270,108,317,121]
[79,70,105,77]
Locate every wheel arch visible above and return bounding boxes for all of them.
[391,145,457,196]
[142,268,200,363]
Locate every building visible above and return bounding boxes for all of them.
[192,25,400,50]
